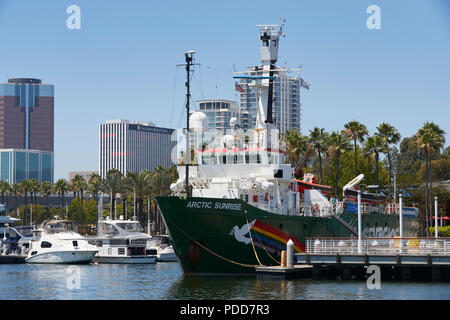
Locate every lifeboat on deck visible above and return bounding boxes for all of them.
[292,173,333,195]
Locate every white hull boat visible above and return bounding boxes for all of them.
[26,250,95,264]
[93,217,156,264]
[157,246,177,262]
[95,255,156,264]
[26,220,97,264]
[147,235,177,262]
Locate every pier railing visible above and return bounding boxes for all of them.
[305,237,450,255]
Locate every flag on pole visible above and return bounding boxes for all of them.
[300,78,310,90]
[235,81,246,93]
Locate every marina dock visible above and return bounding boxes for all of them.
[258,237,450,281]
[256,265,313,279]
[0,254,26,264]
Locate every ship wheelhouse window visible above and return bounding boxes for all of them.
[227,155,244,164]
[202,155,217,165]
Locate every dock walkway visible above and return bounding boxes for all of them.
[294,237,450,281]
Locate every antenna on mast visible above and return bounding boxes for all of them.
[177,50,199,197]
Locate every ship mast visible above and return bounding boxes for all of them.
[256,20,284,148]
[184,50,195,197]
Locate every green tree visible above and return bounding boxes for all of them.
[309,127,328,183]
[71,175,88,224]
[29,179,40,227]
[53,179,69,218]
[8,183,20,217]
[412,121,446,235]
[376,122,401,194]
[0,181,10,205]
[344,121,368,178]
[124,171,152,224]
[101,169,124,219]
[286,130,314,178]
[19,180,32,226]
[363,135,387,192]
[39,181,52,220]
[326,131,352,197]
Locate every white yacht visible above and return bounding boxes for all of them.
[26,220,98,264]
[93,217,156,264]
[0,206,20,236]
[147,235,177,262]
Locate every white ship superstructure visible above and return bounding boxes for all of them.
[172,23,332,217]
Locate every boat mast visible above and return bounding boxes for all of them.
[184,51,195,197]
[256,20,284,147]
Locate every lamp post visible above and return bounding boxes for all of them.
[435,197,438,238]
[358,190,362,254]
[133,187,136,221]
[109,188,113,219]
[399,193,403,249]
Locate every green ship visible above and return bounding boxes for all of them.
[157,22,419,276]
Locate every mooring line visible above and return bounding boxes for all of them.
[163,213,260,268]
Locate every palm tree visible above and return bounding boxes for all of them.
[40,181,52,220]
[71,174,88,224]
[376,122,401,195]
[29,179,40,227]
[54,179,69,218]
[286,130,314,178]
[344,121,368,177]
[326,131,352,197]
[9,183,20,217]
[0,181,10,206]
[412,122,446,235]
[124,171,152,224]
[101,170,124,219]
[309,127,328,183]
[19,180,32,226]
[88,173,103,225]
[363,135,387,192]
[150,166,177,235]
[88,173,102,202]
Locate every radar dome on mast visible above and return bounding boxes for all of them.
[189,111,207,132]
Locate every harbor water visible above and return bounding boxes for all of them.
[0,263,449,300]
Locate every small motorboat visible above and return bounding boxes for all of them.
[25,220,98,264]
[93,217,156,264]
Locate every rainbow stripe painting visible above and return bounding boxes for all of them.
[250,220,305,256]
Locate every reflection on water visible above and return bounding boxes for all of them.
[0,263,449,300]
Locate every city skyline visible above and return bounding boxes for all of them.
[0,0,448,180]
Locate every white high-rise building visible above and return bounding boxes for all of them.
[197,99,240,132]
[99,120,175,178]
[237,67,302,133]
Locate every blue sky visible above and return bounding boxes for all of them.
[0,0,449,180]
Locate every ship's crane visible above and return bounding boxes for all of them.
[342,174,365,197]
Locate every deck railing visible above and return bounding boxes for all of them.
[305,237,450,255]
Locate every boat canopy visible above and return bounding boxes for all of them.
[41,220,78,234]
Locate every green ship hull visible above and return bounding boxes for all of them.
[156,196,419,276]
